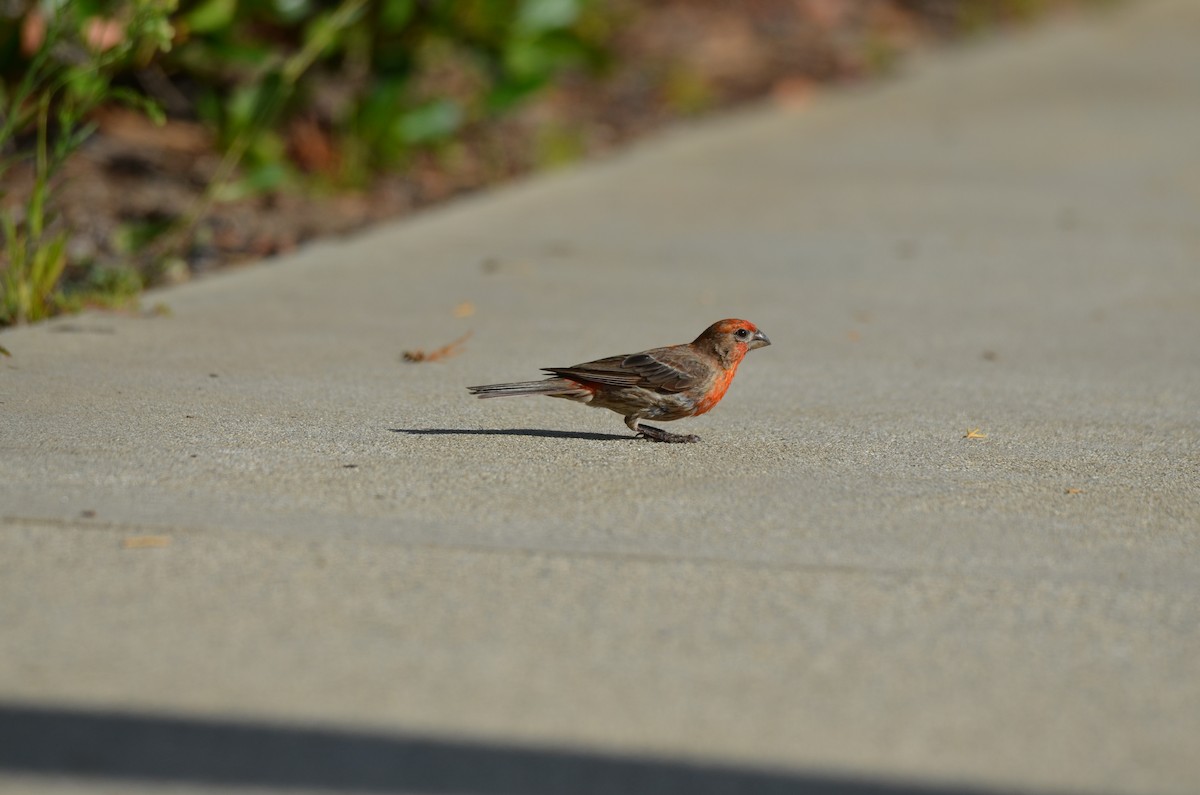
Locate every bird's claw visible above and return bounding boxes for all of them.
[637,425,700,444]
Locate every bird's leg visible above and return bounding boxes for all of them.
[626,416,700,443]
[639,424,701,443]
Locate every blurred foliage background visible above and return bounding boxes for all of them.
[0,0,1113,324]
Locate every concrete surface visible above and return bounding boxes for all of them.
[2,1,1198,793]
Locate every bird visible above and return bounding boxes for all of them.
[467,319,771,442]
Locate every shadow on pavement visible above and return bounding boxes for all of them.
[393,427,633,441]
[0,702,1005,795]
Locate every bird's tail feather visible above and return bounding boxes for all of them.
[467,378,589,399]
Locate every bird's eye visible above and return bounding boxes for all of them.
[734,328,750,340]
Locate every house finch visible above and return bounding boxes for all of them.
[467,319,771,442]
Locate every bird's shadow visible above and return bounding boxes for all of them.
[392,428,634,442]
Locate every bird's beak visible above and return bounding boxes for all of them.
[749,329,771,350]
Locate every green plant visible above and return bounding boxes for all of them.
[139,0,369,263]
[0,0,614,323]
[1,95,67,324]
[165,0,609,186]
[0,1,174,325]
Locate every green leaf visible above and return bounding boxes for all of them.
[396,100,462,145]
[503,33,586,83]
[381,0,416,30]
[216,159,291,201]
[274,0,314,24]
[109,87,166,124]
[485,78,542,113]
[226,83,264,133]
[516,0,581,34]
[243,160,289,192]
[187,0,238,33]
[289,1,366,82]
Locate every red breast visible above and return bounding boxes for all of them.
[692,364,738,416]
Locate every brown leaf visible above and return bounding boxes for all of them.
[403,330,472,363]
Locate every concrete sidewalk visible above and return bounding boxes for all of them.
[2,1,1198,793]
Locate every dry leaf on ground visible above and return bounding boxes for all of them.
[403,330,473,363]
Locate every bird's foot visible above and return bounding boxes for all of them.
[637,424,700,443]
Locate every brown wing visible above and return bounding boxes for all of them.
[544,344,705,393]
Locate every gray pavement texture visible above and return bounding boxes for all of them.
[2,1,1199,793]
